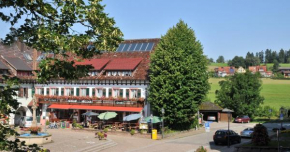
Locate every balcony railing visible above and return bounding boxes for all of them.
[35,95,145,107]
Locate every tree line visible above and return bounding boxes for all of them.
[211,49,290,68]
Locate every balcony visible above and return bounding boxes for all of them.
[35,95,144,107]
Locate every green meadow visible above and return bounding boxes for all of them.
[207,78,290,111]
[207,63,228,71]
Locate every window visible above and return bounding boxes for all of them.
[123,71,132,76]
[80,88,89,96]
[107,71,112,76]
[96,88,103,98]
[65,88,74,96]
[113,89,123,98]
[18,88,28,98]
[131,89,141,98]
[36,88,44,95]
[50,88,58,96]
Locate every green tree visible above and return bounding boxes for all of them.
[251,124,270,146]
[245,52,260,68]
[215,71,264,117]
[272,59,280,73]
[1,0,123,83]
[278,49,285,63]
[216,56,225,63]
[149,20,210,130]
[228,56,245,68]
[0,0,122,151]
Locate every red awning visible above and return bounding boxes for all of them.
[69,105,142,112]
[48,104,72,109]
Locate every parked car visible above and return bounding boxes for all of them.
[207,116,216,121]
[234,115,250,123]
[213,129,241,145]
[19,116,33,128]
[240,127,254,138]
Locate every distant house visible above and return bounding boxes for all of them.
[214,66,235,77]
[236,66,246,73]
[248,66,270,77]
[278,67,290,78]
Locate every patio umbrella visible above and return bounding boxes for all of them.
[82,111,99,116]
[123,114,141,121]
[98,112,117,120]
[144,116,162,123]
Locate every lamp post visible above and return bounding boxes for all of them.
[227,111,230,148]
[222,108,234,148]
[161,108,165,139]
[150,114,153,133]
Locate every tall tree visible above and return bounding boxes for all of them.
[216,56,225,63]
[265,49,272,63]
[258,50,264,63]
[271,51,278,63]
[272,59,280,73]
[278,49,285,63]
[149,20,210,130]
[0,0,123,151]
[245,52,260,68]
[228,56,245,68]
[215,71,264,117]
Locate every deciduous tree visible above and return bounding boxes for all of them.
[216,56,225,63]
[149,20,210,130]
[215,71,264,117]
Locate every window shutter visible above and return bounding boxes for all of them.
[56,88,59,96]
[18,88,23,97]
[92,89,95,96]
[76,88,79,96]
[32,88,35,97]
[109,88,112,97]
[120,89,123,97]
[86,88,90,96]
[126,89,129,98]
[137,89,141,98]
[25,88,28,98]
[61,88,64,96]
[103,89,106,97]
[46,88,49,96]
[41,88,44,95]
[71,88,74,96]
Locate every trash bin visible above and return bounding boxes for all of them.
[66,121,70,128]
[61,121,65,129]
[152,129,157,140]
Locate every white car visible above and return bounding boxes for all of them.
[19,116,33,128]
[207,116,216,121]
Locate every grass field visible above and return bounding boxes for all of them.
[265,63,290,71]
[207,78,290,111]
[207,63,228,71]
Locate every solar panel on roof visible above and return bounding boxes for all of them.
[134,43,142,51]
[116,44,125,52]
[140,43,149,51]
[146,42,154,51]
[122,44,130,52]
[129,43,137,51]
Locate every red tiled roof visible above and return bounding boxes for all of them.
[75,59,110,70]
[249,66,267,72]
[104,58,143,70]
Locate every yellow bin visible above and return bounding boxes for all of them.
[152,129,157,140]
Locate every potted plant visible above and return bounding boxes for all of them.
[138,97,145,102]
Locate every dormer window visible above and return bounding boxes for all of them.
[107,71,132,77]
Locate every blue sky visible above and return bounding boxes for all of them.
[1,0,290,61]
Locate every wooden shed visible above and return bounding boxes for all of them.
[199,102,223,122]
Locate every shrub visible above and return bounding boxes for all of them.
[195,146,207,152]
[251,124,270,146]
[140,129,147,134]
[104,128,108,133]
[72,119,77,128]
[281,129,290,133]
[130,129,135,135]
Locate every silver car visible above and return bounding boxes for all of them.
[240,127,254,138]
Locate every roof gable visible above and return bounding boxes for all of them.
[75,59,110,70]
[4,57,32,71]
[0,60,9,70]
[104,58,143,70]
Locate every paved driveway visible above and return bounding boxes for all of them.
[40,122,257,152]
